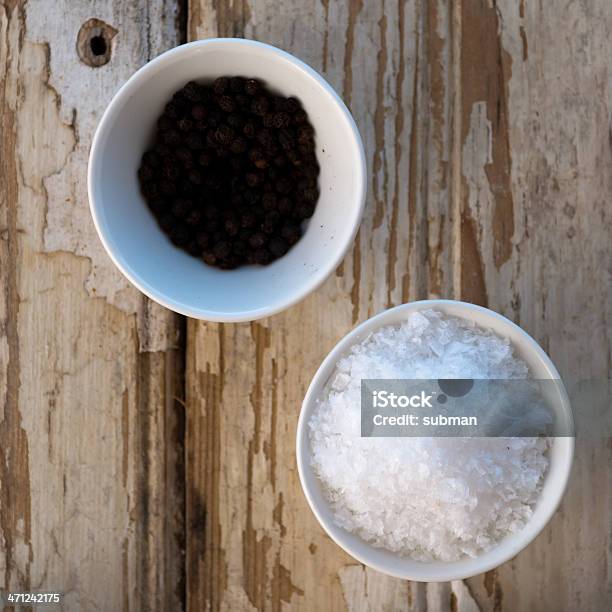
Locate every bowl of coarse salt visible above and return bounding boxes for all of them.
[296,299,574,581]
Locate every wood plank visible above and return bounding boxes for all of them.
[462,1,612,609]
[186,1,448,609]
[181,0,612,610]
[0,2,185,610]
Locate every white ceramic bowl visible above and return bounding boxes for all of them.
[88,39,366,321]
[297,300,574,581]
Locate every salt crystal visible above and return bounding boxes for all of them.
[309,309,549,562]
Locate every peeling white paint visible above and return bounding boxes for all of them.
[23,0,179,350]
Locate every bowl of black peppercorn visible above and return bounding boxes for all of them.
[89,38,366,321]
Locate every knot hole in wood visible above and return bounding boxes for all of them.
[77,18,117,67]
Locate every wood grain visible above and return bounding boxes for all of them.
[1,0,610,610]
[186,1,612,611]
[0,1,184,610]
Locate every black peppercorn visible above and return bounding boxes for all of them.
[196,232,210,248]
[226,113,243,129]
[229,158,243,173]
[215,124,234,147]
[295,201,315,220]
[277,197,292,216]
[262,215,279,234]
[293,109,308,124]
[186,241,200,256]
[279,129,296,152]
[218,95,236,113]
[148,199,165,215]
[225,217,239,236]
[233,240,247,256]
[207,109,222,127]
[175,147,192,166]
[206,130,218,148]
[159,213,174,231]
[230,76,246,93]
[273,112,291,129]
[249,148,268,170]
[285,149,301,167]
[249,232,267,248]
[256,129,274,148]
[141,182,159,199]
[162,160,180,181]
[178,118,194,132]
[272,97,286,111]
[160,181,177,196]
[276,177,292,194]
[142,150,161,167]
[185,133,204,150]
[184,81,202,102]
[186,209,203,226]
[245,172,262,188]
[273,154,287,167]
[218,256,240,270]
[153,142,171,157]
[269,237,289,257]
[191,105,206,121]
[253,248,272,265]
[169,226,190,246]
[235,94,250,108]
[262,192,277,210]
[285,97,301,113]
[230,192,244,207]
[163,129,181,147]
[243,121,256,139]
[213,77,229,95]
[204,204,220,220]
[303,161,320,178]
[230,137,247,154]
[172,91,189,108]
[303,187,319,203]
[205,174,222,191]
[213,241,232,259]
[251,96,269,116]
[243,189,260,206]
[245,79,260,96]
[198,150,213,167]
[239,228,252,243]
[281,223,301,245]
[138,165,154,182]
[240,211,256,228]
[203,252,217,265]
[159,114,174,131]
[172,199,192,218]
[164,101,180,119]
[187,169,202,185]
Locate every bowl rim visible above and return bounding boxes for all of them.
[88,37,367,322]
[296,299,575,581]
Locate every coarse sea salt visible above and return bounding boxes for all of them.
[308,309,549,562]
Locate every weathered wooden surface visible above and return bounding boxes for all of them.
[1,0,611,611]
[187,1,612,611]
[0,1,184,611]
